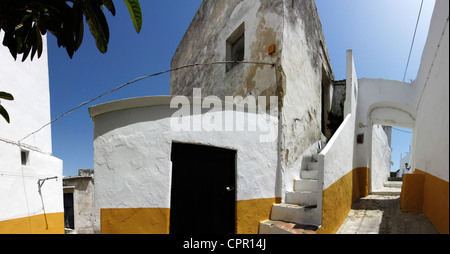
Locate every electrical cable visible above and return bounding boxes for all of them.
[18,60,276,143]
[392,127,412,133]
[402,0,424,82]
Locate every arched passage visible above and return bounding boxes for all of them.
[366,102,416,193]
[368,102,416,129]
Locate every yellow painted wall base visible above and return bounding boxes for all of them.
[353,167,370,198]
[401,169,449,234]
[100,197,280,234]
[101,208,170,234]
[400,173,425,213]
[422,171,449,234]
[237,197,281,234]
[0,212,64,234]
[318,167,369,234]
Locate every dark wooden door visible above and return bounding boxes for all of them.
[170,143,236,234]
[63,193,74,229]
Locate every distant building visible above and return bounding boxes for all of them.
[63,169,100,234]
[398,154,411,178]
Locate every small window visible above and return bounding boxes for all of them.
[357,134,364,144]
[226,23,245,72]
[21,150,29,165]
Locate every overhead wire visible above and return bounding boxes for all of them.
[18,60,276,143]
[392,127,412,134]
[402,0,424,82]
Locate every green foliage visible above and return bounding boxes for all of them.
[0,0,142,61]
[124,0,142,33]
[0,91,14,123]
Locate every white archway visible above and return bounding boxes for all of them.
[366,102,416,193]
[368,101,416,129]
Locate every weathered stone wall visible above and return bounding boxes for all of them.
[170,0,283,103]
[331,81,346,117]
[63,170,100,234]
[280,0,334,168]
[171,0,334,170]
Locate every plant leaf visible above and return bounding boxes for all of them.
[124,0,142,33]
[0,104,10,123]
[0,92,14,100]
[84,0,110,53]
[102,0,116,16]
[73,0,85,50]
[30,24,40,61]
[21,44,31,62]
[37,23,43,58]
[2,32,17,60]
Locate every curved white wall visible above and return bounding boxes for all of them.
[91,96,279,209]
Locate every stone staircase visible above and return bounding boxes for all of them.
[284,153,320,209]
[260,146,323,234]
[371,180,402,195]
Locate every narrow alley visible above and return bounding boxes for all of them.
[337,182,439,234]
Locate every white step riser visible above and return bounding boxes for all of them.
[300,169,318,180]
[384,181,402,188]
[270,204,321,226]
[294,179,318,192]
[307,161,319,171]
[285,191,318,207]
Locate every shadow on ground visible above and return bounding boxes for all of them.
[337,195,438,234]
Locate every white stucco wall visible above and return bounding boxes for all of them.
[353,78,415,170]
[321,50,358,190]
[0,33,63,227]
[398,153,411,177]
[90,96,279,209]
[321,114,355,190]
[356,78,416,127]
[412,0,449,182]
[0,141,63,223]
[0,32,52,153]
[371,125,392,190]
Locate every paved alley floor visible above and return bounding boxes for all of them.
[336,194,439,234]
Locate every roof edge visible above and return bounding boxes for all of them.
[88,95,267,119]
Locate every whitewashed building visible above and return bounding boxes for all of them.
[90,0,390,234]
[90,0,448,234]
[396,153,411,178]
[63,169,100,234]
[0,33,64,234]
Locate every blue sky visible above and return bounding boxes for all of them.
[390,127,412,172]
[315,0,434,172]
[47,0,435,177]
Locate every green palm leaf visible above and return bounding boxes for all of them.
[0,105,10,123]
[0,92,14,100]
[124,0,142,33]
